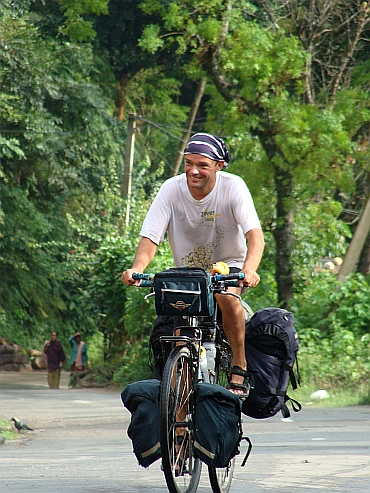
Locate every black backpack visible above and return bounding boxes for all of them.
[121,379,161,467]
[193,383,243,468]
[149,315,185,377]
[242,308,301,419]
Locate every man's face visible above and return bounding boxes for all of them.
[184,154,223,199]
[51,332,58,341]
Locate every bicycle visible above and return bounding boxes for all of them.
[133,268,253,493]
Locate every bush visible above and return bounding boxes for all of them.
[291,272,370,402]
[112,335,156,387]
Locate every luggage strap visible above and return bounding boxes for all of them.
[241,436,253,467]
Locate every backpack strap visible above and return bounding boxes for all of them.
[286,395,302,413]
[288,355,301,390]
[241,436,253,467]
[289,368,298,390]
[277,394,291,419]
[276,394,302,418]
[295,356,301,386]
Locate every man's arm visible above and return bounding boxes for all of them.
[121,237,158,285]
[240,228,265,287]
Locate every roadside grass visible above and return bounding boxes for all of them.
[289,382,370,409]
[0,418,18,441]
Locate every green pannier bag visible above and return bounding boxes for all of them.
[154,267,214,317]
[193,383,242,468]
[121,379,161,468]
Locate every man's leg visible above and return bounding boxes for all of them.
[215,290,247,392]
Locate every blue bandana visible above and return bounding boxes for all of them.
[184,133,230,167]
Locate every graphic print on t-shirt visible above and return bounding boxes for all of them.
[200,210,220,222]
[180,225,225,271]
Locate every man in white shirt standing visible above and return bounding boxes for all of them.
[122,133,265,397]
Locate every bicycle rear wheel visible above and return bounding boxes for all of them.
[160,345,202,493]
[208,343,235,493]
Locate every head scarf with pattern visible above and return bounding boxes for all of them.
[184,133,230,167]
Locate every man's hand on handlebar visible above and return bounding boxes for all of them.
[121,269,142,286]
[239,269,260,288]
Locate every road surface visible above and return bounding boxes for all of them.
[0,371,369,492]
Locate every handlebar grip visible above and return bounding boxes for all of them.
[213,272,245,281]
[132,273,154,281]
[139,280,153,287]
[131,272,154,287]
[225,281,240,287]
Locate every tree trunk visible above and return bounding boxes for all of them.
[357,232,370,275]
[115,73,129,121]
[338,195,370,281]
[272,166,295,307]
[171,78,207,176]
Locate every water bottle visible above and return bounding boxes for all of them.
[203,340,216,376]
[199,346,209,382]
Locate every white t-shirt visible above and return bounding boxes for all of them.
[140,171,261,272]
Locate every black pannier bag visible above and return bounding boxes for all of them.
[154,267,214,317]
[121,379,161,467]
[193,383,242,468]
[242,307,301,419]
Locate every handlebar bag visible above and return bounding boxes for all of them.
[121,379,161,467]
[154,267,214,317]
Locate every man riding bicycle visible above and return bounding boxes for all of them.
[121,133,264,397]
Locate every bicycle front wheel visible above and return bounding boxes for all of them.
[208,458,235,493]
[160,345,202,493]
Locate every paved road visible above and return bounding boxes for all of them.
[0,371,369,493]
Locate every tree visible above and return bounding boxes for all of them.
[138,0,365,306]
[0,4,124,341]
[257,0,370,277]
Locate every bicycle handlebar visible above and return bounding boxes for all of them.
[131,271,245,288]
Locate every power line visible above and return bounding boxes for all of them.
[0,122,124,135]
[137,116,185,143]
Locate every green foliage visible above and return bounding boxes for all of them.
[281,272,370,398]
[57,0,108,40]
[293,272,370,337]
[0,418,18,441]
[94,0,158,78]
[138,24,164,54]
[293,200,351,288]
[112,335,155,386]
[298,327,370,392]
[0,5,125,346]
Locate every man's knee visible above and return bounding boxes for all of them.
[216,295,243,315]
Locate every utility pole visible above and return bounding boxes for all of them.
[121,113,136,229]
[338,195,370,281]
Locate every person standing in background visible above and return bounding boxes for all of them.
[43,331,66,389]
[69,332,88,371]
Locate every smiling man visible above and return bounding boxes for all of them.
[122,133,264,396]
